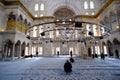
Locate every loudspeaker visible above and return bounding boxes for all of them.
[41,32,45,36]
[75,22,82,27]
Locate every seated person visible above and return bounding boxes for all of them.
[64,60,72,72]
[70,57,74,63]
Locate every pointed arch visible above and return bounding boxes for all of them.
[113,38,120,44]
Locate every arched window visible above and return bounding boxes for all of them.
[35,3,39,11]
[56,30,59,37]
[90,1,94,9]
[75,30,78,38]
[40,3,44,11]
[33,26,37,37]
[32,46,36,55]
[39,25,43,34]
[86,24,90,36]
[84,1,89,9]
[38,47,43,55]
[101,27,105,34]
[50,31,53,38]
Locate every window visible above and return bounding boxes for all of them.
[39,26,43,34]
[40,14,43,17]
[32,46,36,55]
[101,27,105,34]
[56,30,59,37]
[25,47,29,55]
[84,1,89,9]
[69,47,73,55]
[103,46,107,55]
[40,3,44,11]
[93,25,97,36]
[33,26,37,37]
[75,30,78,38]
[34,14,38,17]
[90,1,94,9]
[35,3,39,11]
[95,46,100,55]
[92,12,95,15]
[91,46,93,54]
[56,47,60,55]
[30,29,33,37]
[86,24,90,36]
[50,31,53,38]
[85,12,89,15]
[38,47,43,55]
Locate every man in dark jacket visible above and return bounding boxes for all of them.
[64,60,72,72]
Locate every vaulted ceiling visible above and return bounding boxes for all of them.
[19,0,108,18]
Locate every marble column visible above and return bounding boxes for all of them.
[29,43,32,55]
[18,44,21,58]
[11,42,15,60]
[99,40,102,54]
[4,46,8,59]
[92,42,96,55]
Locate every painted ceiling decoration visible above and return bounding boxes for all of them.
[53,6,75,19]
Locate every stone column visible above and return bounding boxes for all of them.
[11,42,15,60]
[92,42,96,55]
[4,46,8,59]
[29,43,32,55]
[79,42,82,57]
[18,44,21,58]
[99,40,102,54]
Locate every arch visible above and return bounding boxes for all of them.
[21,42,26,57]
[4,39,13,58]
[24,19,28,25]
[15,40,21,45]
[107,40,113,56]
[28,22,31,26]
[18,14,23,21]
[113,38,120,44]
[15,40,21,57]
[102,41,106,45]
[8,12,16,21]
